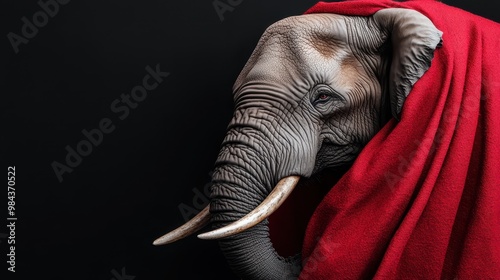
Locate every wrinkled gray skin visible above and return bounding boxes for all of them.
[208,9,442,280]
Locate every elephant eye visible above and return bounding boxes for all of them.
[313,90,334,105]
[318,93,330,100]
[310,85,345,113]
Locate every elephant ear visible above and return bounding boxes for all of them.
[373,8,443,120]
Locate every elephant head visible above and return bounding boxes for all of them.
[154,8,442,280]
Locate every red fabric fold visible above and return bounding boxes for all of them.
[300,1,500,279]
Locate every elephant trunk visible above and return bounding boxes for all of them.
[210,165,301,280]
[207,116,315,279]
[217,219,301,279]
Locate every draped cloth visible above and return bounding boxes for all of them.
[300,1,500,279]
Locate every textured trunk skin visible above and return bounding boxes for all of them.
[209,161,302,279]
[216,220,301,280]
[208,97,316,279]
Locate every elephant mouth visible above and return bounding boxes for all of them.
[267,167,348,257]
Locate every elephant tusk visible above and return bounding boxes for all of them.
[197,175,300,240]
[153,205,211,246]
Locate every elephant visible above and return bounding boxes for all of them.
[154,7,443,280]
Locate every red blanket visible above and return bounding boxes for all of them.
[300,1,500,279]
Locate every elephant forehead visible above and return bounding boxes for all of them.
[263,14,350,47]
[233,14,365,97]
[252,14,352,69]
[234,44,365,102]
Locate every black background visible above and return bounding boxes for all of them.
[1,1,498,279]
